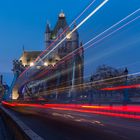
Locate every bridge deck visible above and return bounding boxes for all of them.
[4,105,140,140]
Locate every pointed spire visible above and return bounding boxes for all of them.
[45,22,51,33]
[73,22,78,34]
[124,67,128,74]
[53,11,67,34]
[59,9,65,18]
[80,42,83,46]
[80,42,84,54]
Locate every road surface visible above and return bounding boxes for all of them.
[4,106,140,140]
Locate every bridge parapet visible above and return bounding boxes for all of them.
[0,105,44,140]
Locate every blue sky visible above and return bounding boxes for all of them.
[0,0,140,84]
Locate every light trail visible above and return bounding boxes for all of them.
[60,15,140,69]
[101,84,140,91]
[61,9,140,63]
[27,33,139,88]
[34,13,140,80]
[21,0,109,80]
[48,15,139,79]
[33,69,124,94]
[32,14,139,82]
[19,3,139,80]
[41,7,140,68]
[53,9,140,68]
[52,107,140,119]
[35,0,96,62]
[38,79,123,94]
[90,71,140,85]
[40,0,109,62]
[18,4,140,96]
[23,35,140,93]
[84,16,140,51]
[38,71,140,96]
[29,57,136,89]
[28,68,123,90]
[2,101,140,120]
[19,0,96,78]
[83,8,140,47]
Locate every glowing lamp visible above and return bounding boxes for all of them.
[30,62,34,67]
[44,62,48,66]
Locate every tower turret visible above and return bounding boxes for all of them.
[72,24,79,40]
[53,11,67,36]
[45,23,51,48]
[72,23,79,50]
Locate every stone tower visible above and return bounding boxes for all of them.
[44,11,84,92]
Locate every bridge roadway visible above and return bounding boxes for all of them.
[4,105,140,140]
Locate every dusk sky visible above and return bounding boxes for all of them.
[0,0,140,85]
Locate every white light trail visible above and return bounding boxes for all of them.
[29,13,140,88]
[34,16,140,82]
[55,9,140,66]
[39,71,140,95]
[18,0,97,78]
[40,0,109,62]
[36,0,96,60]
[84,16,140,51]
[83,8,140,47]
[69,0,96,27]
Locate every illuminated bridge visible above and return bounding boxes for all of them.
[1,0,140,140]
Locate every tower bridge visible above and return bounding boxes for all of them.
[1,1,140,140]
[10,12,84,101]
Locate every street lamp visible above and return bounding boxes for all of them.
[44,62,48,66]
[30,62,34,67]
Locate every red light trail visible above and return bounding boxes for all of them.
[101,84,140,91]
[2,101,140,120]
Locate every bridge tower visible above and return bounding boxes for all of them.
[8,60,25,100]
